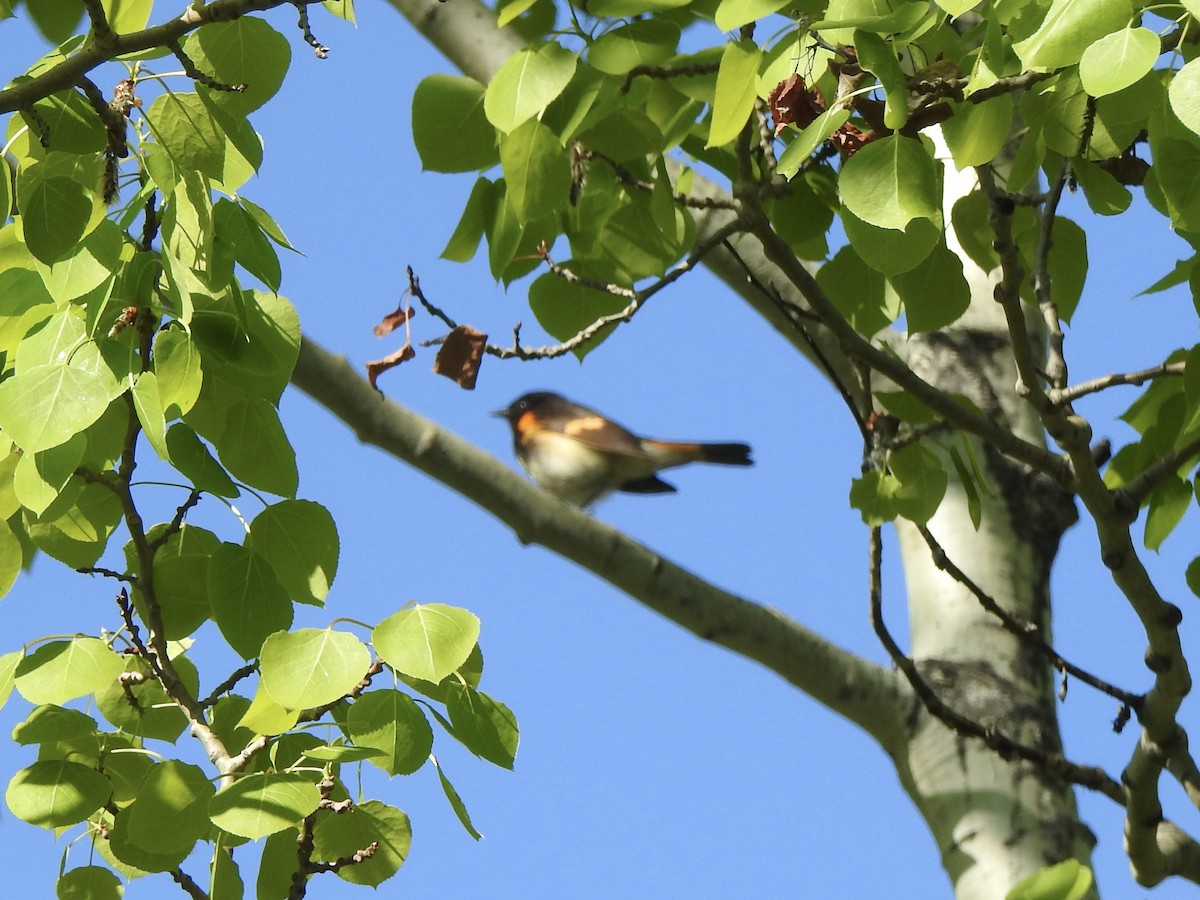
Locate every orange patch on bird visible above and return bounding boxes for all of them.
[564,416,607,437]
[516,410,542,439]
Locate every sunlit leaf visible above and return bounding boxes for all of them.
[208,773,321,839]
[261,629,369,709]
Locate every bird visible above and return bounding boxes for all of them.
[494,391,753,507]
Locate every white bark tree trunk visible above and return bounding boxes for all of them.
[378,2,1097,895]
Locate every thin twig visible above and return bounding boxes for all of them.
[1118,435,1200,510]
[1052,361,1186,406]
[199,662,259,709]
[79,565,139,586]
[416,215,750,361]
[81,0,117,49]
[868,527,1125,802]
[915,523,1143,710]
[148,488,203,553]
[1033,156,1070,391]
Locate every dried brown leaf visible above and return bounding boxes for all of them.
[366,342,417,391]
[433,325,488,391]
[373,305,414,338]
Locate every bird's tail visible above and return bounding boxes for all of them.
[643,440,753,467]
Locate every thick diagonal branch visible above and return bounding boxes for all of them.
[290,335,910,750]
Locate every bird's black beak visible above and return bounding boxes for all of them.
[491,406,511,420]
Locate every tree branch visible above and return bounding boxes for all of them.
[868,527,1124,802]
[743,209,1072,484]
[0,0,314,114]
[289,335,910,749]
[1051,361,1186,406]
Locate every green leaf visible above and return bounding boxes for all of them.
[1071,159,1131,216]
[106,803,190,872]
[102,0,153,32]
[589,20,681,75]
[24,0,83,42]
[708,40,762,148]
[344,689,434,776]
[26,89,106,154]
[211,844,244,900]
[1186,555,1200,598]
[12,704,97,745]
[1006,859,1094,900]
[257,828,301,900]
[144,93,226,183]
[0,520,21,600]
[1169,59,1200,136]
[95,655,193,741]
[311,800,411,887]
[165,424,240,497]
[216,397,298,497]
[597,198,691,278]
[947,443,983,530]
[854,30,908,130]
[238,681,300,735]
[432,756,483,840]
[1079,27,1160,97]
[840,135,939,230]
[497,0,539,26]
[36,218,124,303]
[238,196,297,251]
[14,638,124,705]
[373,603,480,682]
[26,480,123,568]
[816,245,899,336]
[1047,216,1087,322]
[484,43,577,134]
[16,168,98,264]
[527,263,628,360]
[6,759,110,828]
[776,107,851,178]
[587,0,690,14]
[810,0,930,35]
[131,371,170,461]
[577,108,665,162]
[246,500,339,606]
[442,177,495,262]
[942,95,1013,169]
[302,742,387,763]
[154,327,204,416]
[56,866,123,900]
[412,74,499,172]
[183,17,291,116]
[261,629,369,709]
[207,542,293,659]
[892,239,971,332]
[208,773,321,839]
[213,199,281,291]
[446,683,519,769]
[888,444,949,523]
[0,650,18,711]
[1149,136,1200,232]
[123,761,214,854]
[500,118,570,224]
[13,432,86,515]
[1013,0,1130,71]
[714,0,791,29]
[843,209,939,275]
[1144,475,1193,551]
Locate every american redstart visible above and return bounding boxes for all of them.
[494,391,753,507]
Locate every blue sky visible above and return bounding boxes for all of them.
[2,4,1199,898]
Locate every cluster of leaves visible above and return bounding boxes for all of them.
[0,1,516,896]
[412,0,1200,542]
